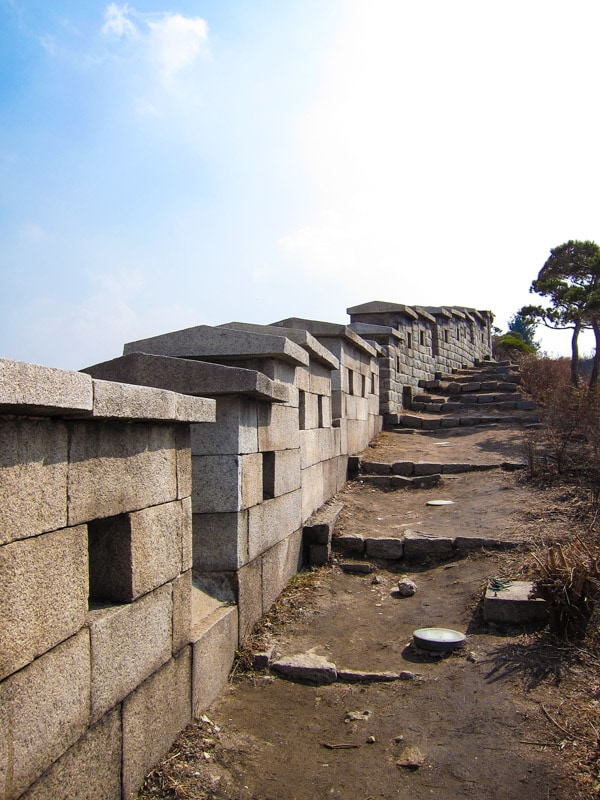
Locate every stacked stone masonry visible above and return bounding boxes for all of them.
[0,299,492,799]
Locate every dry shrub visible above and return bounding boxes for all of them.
[518,355,600,499]
[518,354,572,405]
[532,539,600,639]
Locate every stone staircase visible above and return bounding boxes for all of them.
[398,360,539,430]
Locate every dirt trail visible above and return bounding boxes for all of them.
[140,423,581,800]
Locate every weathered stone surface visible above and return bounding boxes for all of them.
[192,511,248,571]
[300,427,336,469]
[220,322,339,371]
[0,630,90,800]
[122,648,192,799]
[258,404,300,451]
[413,462,442,476]
[90,379,215,423]
[308,542,331,566]
[333,534,365,557]
[390,475,413,488]
[172,570,193,653]
[124,325,309,366]
[0,418,68,545]
[84,352,288,403]
[361,461,392,475]
[89,584,172,721]
[403,531,455,561]
[271,652,337,684]
[301,461,325,522]
[190,395,259,456]
[237,559,263,642]
[303,502,344,545]
[391,461,414,476]
[261,530,303,613]
[248,490,302,561]
[192,606,238,715]
[88,500,187,603]
[265,448,301,498]
[68,422,179,525]
[0,358,93,416]
[484,581,548,624]
[19,708,121,800]
[0,525,88,680]
[365,537,404,560]
[441,462,474,473]
[337,669,398,683]
[410,473,441,489]
[339,561,374,574]
[192,453,263,513]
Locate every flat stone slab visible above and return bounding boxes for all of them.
[271,653,337,684]
[365,537,404,560]
[333,534,365,557]
[403,531,455,561]
[483,581,548,625]
[337,669,399,683]
[83,352,290,403]
[338,561,374,575]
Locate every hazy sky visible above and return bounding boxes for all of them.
[2,0,599,369]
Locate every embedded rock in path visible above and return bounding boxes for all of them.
[365,537,404,560]
[397,578,417,597]
[271,652,337,684]
[337,669,399,683]
[403,531,454,561]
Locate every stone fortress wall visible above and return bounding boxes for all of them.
[0,300,491,800]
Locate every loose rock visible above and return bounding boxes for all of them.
[397,578,417,597]
[396,745,425,769]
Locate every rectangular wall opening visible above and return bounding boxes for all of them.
[318,395,325,428]
[262,451,276,500]
[88,515,133,606]
[299,390,306,429]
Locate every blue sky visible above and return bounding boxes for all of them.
[2,0,600,369]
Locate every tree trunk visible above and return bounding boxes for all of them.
[571,322,581,387]
[589,318,600,390]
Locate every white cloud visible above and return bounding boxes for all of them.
[147,13,208,84]
[102,3,138,40]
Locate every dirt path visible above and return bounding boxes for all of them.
[139,424,584,800]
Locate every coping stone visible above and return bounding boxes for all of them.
[0,358,93,416]
[83,352,289,403]
[218,322,340,369]
[123,325,309,366]
[90,379,216,423]
[271,318,378,358]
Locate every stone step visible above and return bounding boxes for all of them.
[333,531,528,563]
[396,411,540,430]
[358,459,526,477]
